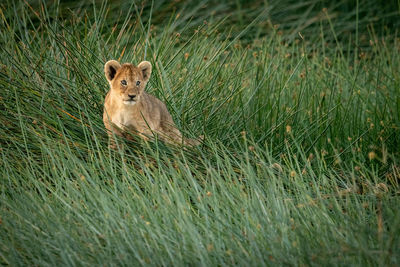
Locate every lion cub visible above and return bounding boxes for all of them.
[103,60,199,148]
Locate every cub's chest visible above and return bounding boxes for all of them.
[111,110,139,130]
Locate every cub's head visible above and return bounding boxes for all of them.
[104,60,152,106]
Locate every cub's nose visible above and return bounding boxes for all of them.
[128,94,136,100]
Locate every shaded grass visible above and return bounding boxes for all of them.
[1,0,400,265]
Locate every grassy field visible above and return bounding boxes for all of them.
[1,0,399,265]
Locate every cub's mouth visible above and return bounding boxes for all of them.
[123,99,137,105]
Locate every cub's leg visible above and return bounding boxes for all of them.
[103,120,125,151]
[158,121,183,145]
[106,129,125,150]
[160,122,201,147]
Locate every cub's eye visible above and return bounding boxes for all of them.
[121,80,127,86]
[136,81,141,86]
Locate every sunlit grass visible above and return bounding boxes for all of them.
[0,0,399,265]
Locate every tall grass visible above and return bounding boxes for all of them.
[1,0,399,265]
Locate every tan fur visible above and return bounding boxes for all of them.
[103,60,199,148]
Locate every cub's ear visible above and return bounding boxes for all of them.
[138,61,152,82]
[104,60,121,82]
